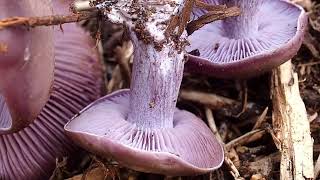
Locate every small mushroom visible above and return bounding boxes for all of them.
[0,0,103,179]
[65,0,223,176]
[186,0,308,78]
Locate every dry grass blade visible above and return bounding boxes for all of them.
[186,6,240,35]
[0,12,97,29]
[271,60,314,180]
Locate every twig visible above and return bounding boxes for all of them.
[225,157,244,180]
[265,125,282,150]
[225,129,266,151]
[252,107,268,130]
[186,6,240,35]
[0,12,97,29]
[180,90,261,118]
[235,80,248,117]
[194,0,227,11]
[177,0,195,36]
[205,107,223,142]
[271,60,314,180]
[180,90,238,108]
[165,2,240,37]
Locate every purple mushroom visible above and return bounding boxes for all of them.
[186,0,308,78]
[65,1,224,176]
[0,0,102,179]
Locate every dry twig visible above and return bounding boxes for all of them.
[165,1,240,37]
[194,0,226,11]
[252,107,268,130]
[0,12,97,29]
[180,90,238,109]
[225,129,266,151]
[235,80,248,117]
[271,60,314,180]
[186,6,240,35]
[205,107,223,142]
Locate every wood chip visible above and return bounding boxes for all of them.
[271,60,314,180]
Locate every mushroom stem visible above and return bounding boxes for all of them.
[221,0,262,38]
[127,34,185,128]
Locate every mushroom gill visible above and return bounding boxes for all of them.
[186,0,307,78]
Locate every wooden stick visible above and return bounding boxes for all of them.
[205,107,223,142]
[180,90,238,108]
[271,60,314,180]
[225,129,266,150]
[0,12,97,30]
[186,6,240,35]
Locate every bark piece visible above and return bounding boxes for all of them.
[271,60,314,180]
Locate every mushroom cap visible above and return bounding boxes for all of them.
[0,0,54,132]
[0,0,103,179]
[65,89,224,176]
[186,0,308,79]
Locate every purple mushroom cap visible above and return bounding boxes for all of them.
[186,0,308,79]
[65,90,224,176]
[0,0,54,132]
[0,0,103,179]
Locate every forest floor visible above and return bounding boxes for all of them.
[50,0,320,179]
